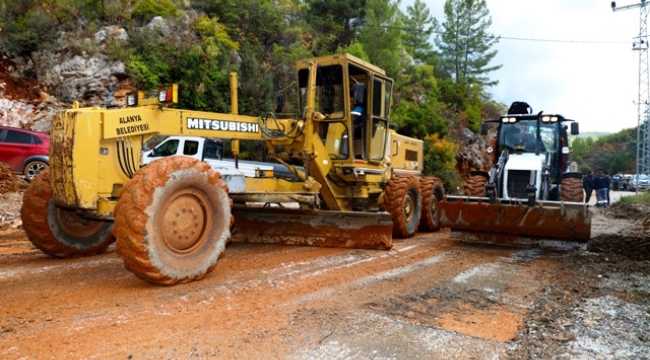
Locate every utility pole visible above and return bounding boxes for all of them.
[612,0,649,193]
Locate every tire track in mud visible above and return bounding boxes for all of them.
[0,230,568,359]
[290,242,549,339]
[286,244,558,359]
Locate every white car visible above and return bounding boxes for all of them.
[628,174,650,191]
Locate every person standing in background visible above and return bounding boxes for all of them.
[592,170,610,207]
[604,171,611,206]
[583,171,594,204]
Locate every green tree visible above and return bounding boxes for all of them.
[401,0,437,63]
[125,14,237,112]
[391,63,449,139]
[191,0,286,47]
[356,0,406,79]
[434,0,501,87]
[0,1,66,57]
[572,129,637,174]
[305,0,366,54]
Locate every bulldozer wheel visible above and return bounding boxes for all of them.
[113,157,233,285]
[20,168,115,258]
[561,176,584,202]
[463,173,488,196]
[419,177,445,232]
[382,175,421,238]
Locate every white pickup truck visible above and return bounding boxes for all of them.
[142,136,289,193]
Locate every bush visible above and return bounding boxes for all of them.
[132,0,178,21]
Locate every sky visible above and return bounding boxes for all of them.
[403,0,645,133]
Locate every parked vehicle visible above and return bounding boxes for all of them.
[0,126,49,181]
[142,136,301,183]
[612,174,627,191]
[628,174,650,191]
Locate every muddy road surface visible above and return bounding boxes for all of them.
[1,212,649,359]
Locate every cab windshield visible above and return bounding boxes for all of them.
[498,119,558,154]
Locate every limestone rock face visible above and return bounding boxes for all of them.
[1,24,135,130]
[32,51,127,106]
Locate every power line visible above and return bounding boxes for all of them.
[497,36,629,44]
[362,23,631,44]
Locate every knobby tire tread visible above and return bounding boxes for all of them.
[419,176,444,232]
[463,174,488,197]
[561,176,584,202]
[113,157,232,285]
[382,175,421,238]
[20,168,115,257]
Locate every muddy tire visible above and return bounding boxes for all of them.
[463,173,488,197]
[419,177,445,232]
[382,175,421,238]
[113,157,233,285]
[20,168,115,258]
[561,176,584,202]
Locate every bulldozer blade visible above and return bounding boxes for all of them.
[438,196,591,243]
[230,205,394,250]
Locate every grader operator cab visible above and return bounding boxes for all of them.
[438,101,591,244]
[20,53,445,285]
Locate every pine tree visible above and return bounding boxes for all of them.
[356,0,405,79]
[401,0,437,63]
[434,0,501,87]
[305,0,366,54]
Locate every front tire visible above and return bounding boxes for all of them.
[419,177,444,232]
[382,175,421,238]
[20,169,115,257]
[561,175,584,202]
[463,172,488,196]
[113,157,233,285]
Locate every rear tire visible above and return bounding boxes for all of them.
[113,157,233,285]
[382,175,421,238]
[463,173,488,196]
[20,168,115,257]
[419,177,444,232]
[561,176,584,202]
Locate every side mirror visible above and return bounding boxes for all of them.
[275,93,284,113]
[570,122,579,135]
[481,123,490,135]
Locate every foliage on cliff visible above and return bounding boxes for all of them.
[2,0,634,177]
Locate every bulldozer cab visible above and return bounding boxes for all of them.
[297,54,392,163]
[498,120,554,154]
[490,113,577,194]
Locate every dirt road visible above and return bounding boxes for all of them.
[1,215,649,359]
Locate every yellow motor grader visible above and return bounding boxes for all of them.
[20,53,445,285]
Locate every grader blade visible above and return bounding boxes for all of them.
[231,205,394,250]
[438,196,591,243]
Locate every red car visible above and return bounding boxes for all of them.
[0,126,50,181]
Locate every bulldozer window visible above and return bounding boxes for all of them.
[298,65,345,118]
[318,122,350,159]
[368,77,392,161]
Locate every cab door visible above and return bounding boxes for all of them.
[367,76,392,163]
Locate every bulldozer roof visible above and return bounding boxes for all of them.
[485,113,576,124]
[295,53,387,77]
